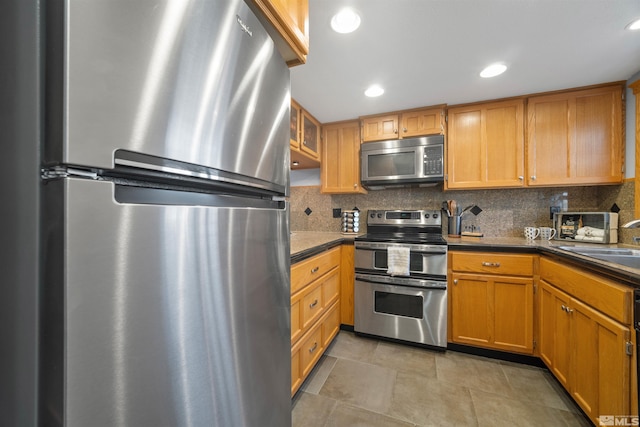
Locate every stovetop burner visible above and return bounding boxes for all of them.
[355,209,446,245]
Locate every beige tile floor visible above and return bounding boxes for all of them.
[291,332,592,427]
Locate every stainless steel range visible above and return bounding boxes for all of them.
[354,209,447,349]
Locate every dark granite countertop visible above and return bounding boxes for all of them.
[290,232,640,287]
[290,231,357,264]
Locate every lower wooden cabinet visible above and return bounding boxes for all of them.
[290,246,341,396]
[449,252,535,354]
[291,300,339,396]
[539,257,633,425]
[340,244,355,326]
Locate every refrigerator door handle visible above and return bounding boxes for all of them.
[114,184,286,210]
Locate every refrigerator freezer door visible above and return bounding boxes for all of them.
[53,0,290,190]
[43,178,291,426]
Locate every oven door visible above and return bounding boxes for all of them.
[354,241,446,278]
[354,273,447,348]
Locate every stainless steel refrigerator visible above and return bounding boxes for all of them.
[1,1,291,426]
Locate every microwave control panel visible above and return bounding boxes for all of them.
[422,146,443,176]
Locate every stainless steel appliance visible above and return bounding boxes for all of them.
[360,135,445,190]
[354,210,448,348]
[2,1,291,426]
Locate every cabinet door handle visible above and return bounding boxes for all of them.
[481,262,501,267]
[309,342,318,353]
[403,127,407,133]
[561,304,566,312]
[394,129,398,134]
[311,267,319,274]
[453,279,458,285]
[309,299,318,309]
[530,175,536,181]
[518,176,524,181]
[567,307,574,314]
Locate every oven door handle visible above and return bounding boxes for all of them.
[355,273,446,289]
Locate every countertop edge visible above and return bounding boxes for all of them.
[447,237,640,286]
[291,233,640,286]
[290,232,356,264]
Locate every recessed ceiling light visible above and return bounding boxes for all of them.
[364,85,384,97]
[626,18,640,30]
[480,63,507,78]
[292,161,299,166]
[331,8,361,34]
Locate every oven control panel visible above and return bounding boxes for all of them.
[367,209,441,226]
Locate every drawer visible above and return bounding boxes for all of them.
[321,300,340,348]
[540,257,632,325]
[291,349,301,396]
[291,246,341,294]
[322,268,340,308]
[302,283,323,330]
[291,263,341,345]
[291,299,302,343]
[451,252,534,276]
[300,323,323,378]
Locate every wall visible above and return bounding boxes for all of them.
[291,181,639,243]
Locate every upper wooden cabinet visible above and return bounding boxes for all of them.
[361,114,399,142]
[290,99,301,149]
[527,84,624,187]
[446,99,525,189]
[301,110,321,157]
[361,106,445,142]
[321,120,367,194]
[249,0,309,66]
[401,107,445,137]
[290,99,320,170]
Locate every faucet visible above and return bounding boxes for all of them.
[623,219,640,245]
[622,219,640,228]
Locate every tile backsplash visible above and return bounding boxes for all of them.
[290,180,640,244]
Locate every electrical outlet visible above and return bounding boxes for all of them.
[333,208,342,218]
[550,206,561,220]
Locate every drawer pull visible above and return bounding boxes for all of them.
[309,299,318,309]
[481,262,501,267]
[561,304,573,313]
[309,342,317,353]
[311,267,320,274]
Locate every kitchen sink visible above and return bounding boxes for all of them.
[557,246,640,269]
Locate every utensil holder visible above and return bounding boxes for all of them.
[448,216,462,237]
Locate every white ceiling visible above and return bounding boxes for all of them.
[290,0,640,124]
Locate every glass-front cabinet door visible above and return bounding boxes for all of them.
[290,99,301,150]
[301,110,320,159]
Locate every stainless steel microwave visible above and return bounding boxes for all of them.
[360,135,444,190]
